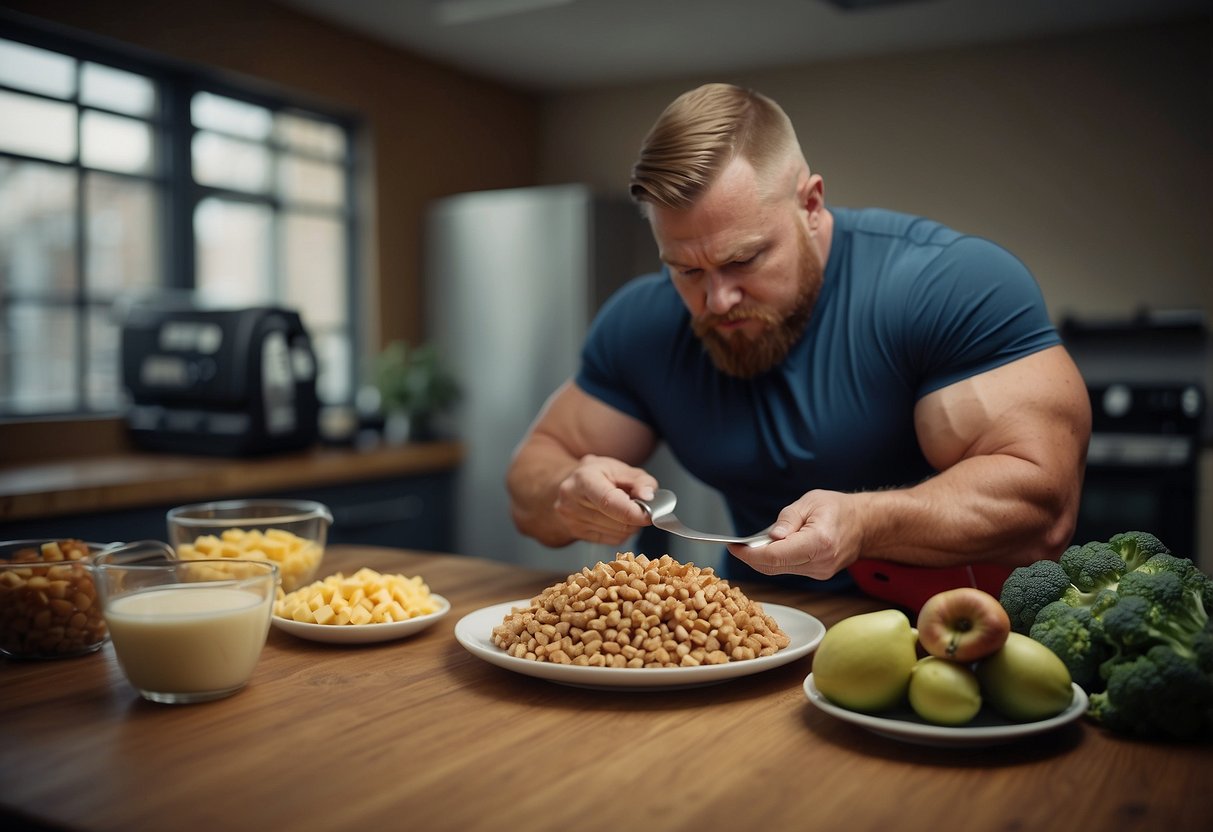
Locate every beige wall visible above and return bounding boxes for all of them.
[538,19,1212,324]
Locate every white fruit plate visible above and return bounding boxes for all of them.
[804,673,1088,747]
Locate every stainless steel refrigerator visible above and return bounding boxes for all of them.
[425,183,728,572]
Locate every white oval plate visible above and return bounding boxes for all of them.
[454,600,824,691]
[804,673,1088,747]
[271,595,450,644]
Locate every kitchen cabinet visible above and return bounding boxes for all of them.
[0,441,463,553]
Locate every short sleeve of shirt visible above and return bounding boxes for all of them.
[576,271,685,428]
[901,234,1059,398]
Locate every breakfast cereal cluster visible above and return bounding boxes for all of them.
[492,552,789,668]
[275,567,441,626]
[177,528,321,591]
[0,539,108,658]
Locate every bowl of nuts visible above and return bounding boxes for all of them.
[0,539,111,660]
[166,499,332,592]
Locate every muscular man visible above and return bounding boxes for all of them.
[506,83,1090,609]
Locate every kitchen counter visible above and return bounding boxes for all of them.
[2,545,1210,832]
[0,440,463,522]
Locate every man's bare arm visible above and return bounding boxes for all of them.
[507,381,659,547]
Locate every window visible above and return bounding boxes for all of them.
[0,28,358,419]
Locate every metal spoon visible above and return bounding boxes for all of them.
[635,489,774,548]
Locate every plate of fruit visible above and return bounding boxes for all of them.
[804,588,1086,747]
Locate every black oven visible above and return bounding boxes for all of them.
[1072,383,1204,557]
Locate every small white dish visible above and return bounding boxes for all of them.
[271,594,450,644]
[454,600,824,691]
[803,673,1088,747]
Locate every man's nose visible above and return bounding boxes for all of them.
[705,271,742,315]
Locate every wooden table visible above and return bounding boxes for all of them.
[2,546,1210,832]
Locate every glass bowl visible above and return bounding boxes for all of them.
[166,499,332,592]
[0,539,111,659]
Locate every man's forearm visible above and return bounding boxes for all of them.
[506,437,580,547]
[852,454,1078,568]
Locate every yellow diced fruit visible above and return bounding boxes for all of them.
[311,604,336,625]
[349,606,373,625]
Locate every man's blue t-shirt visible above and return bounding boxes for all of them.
[575,207,1060,586]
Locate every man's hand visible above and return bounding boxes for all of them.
[727,489,862,579]
[552,454,658,546]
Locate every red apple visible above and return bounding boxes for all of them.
[916,587,1011,663]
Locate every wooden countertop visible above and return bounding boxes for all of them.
[3,545,1210,832]
[0,440,463,522]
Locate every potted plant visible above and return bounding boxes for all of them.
[372,340,460,443]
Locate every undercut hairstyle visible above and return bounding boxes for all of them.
[629,83,802,212]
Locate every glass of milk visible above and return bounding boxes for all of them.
[94,558,279,704]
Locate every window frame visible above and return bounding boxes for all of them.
[0,19,362,420]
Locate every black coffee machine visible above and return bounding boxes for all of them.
[121,306,320,456]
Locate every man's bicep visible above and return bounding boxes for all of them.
[914,346,1091,472]
[523,380,658,466]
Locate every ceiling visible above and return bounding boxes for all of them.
[276,0,1209,93]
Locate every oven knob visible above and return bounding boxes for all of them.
[1102,384,1132,418]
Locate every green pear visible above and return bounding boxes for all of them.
[908,656,983,726]
[813,609,918,713]
[975,632,1074,721]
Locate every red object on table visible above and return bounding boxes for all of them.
[848,559,1016,615]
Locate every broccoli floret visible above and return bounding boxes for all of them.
[1136,553,1213,612]
[1107,531,1170,572]
[1087,644,1213,741]
[1000,559,1074,633]
[1059,541,1129,593]
[1029,601,1112,692]
[1102,590,1209,662]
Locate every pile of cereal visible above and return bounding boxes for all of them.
[491,552,789,668]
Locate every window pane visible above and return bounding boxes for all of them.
[0,38,75,99]
[81,62,156,117]
[195,197,272,306]
[0,304,78,414]
[85,173,159,298]
[86,306,123,411]
[192,131,271,193]
[279,155,345,208]
[0,90,76,162]
[81,110,154,174]
[191,91,271,140]
[0,159,77,295]
[276,112,346,158]
[282,213,346,328]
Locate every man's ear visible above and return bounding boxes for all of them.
[798,172,825,215]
